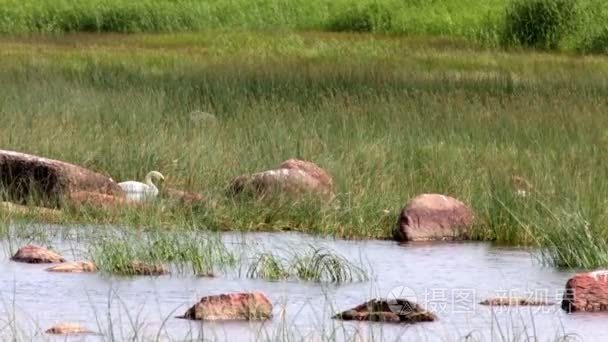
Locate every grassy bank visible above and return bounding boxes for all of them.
[2,0,608,53]
[1,32,608,266]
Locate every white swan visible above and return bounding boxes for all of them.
[118,171,165,202]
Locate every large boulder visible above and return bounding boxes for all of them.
[562,271,608,312]
[0,150,124,207]
[228,159,334,200]
[46,261,97,273]
[333,298,436,323]
[11,245,65,264]
[45,323,92,335]
[178,292,272,321]
[393,194,474,242]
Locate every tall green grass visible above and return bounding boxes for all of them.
[247,246,368,283]
[2,0,608,52]
[0,0,504,38]
[1,32,608,266]
[90,230,236,275]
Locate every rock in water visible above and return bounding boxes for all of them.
[393,193,474,242]
[228,159,334,200]
[45,322,92,335]
[480,297,553,306]
[333,298,436,323]
[562,271,608,312]
[0,149,124,206]
[127,261,168,276]
[46,261,97,273]
[178,292,272,321]
[11,245,65,263]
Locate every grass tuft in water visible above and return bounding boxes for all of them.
[90,230,236,276]
[247,245,368,283]
[246,253,290,281]
[291,246,368,283]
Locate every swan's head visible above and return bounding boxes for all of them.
[146,171,165,183]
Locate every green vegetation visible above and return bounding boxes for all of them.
[247,253,290,281]
[90,230,236,275]
[0,0,608,52]
[502,0,577,49]
[247,246,368,283]
[1,30,608,267]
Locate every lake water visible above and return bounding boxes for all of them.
[0,228,601,341]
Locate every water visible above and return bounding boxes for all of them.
[0,229,600,341]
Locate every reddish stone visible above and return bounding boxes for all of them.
[45,323,92,335]
[127,261,168,276]
[178,292,272,321]
[562,271,608,312]
[228,159,334,200]
[11,245,65,264]
[333,299,436,323]
[394,194,474,242]
[46,261,97,273]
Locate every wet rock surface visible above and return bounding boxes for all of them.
[394,193,474,242]
[127,261,168,276]
[46,261,97,273]
[479,297,554,306]
[562,270,608,312]
[11,245,65,264]
[333,298,436,323]
[45,322,92,335]
[178,292,272,321]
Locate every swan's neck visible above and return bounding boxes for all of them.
[145,174,155,188]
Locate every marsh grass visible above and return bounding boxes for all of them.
[3,0,608,52]
[90,230,236,276]
[247,253,290,281]
[2,32,608,265]
[292,246,368,283]
[247,245,368,283]
[537,207,608,269]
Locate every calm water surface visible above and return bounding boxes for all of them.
[0,229,601,341]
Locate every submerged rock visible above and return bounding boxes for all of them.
[178,292,272,321]
[562,270,608,312]
[46,261,97,273]
[45,322,92,335]
[393,193,474,242]
[333,299,436,323]
[0,149,124,207]
[127,261,168,276]
[11,245,65,264]
[480,297,553,306]
[228,159,334,200]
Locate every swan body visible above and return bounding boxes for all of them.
[118,171,164,202]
